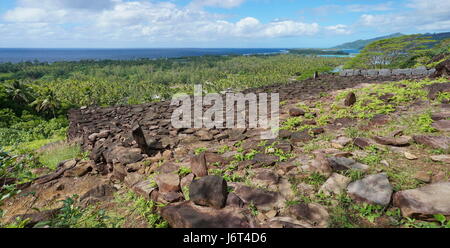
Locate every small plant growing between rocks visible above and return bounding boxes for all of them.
[178,166,192,177]
[194,147,207,155]
[352,203,384,223]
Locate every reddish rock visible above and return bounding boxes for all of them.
[189,175,228,209]
[372,136,412,146]
[344,92,356,106]
[155,173,180,193]
[413,135,450,150]
[393,182,450,219]
[232,184,285,211]
[309,153,333,177]
[160,201,251,228]
[353,137,372,149]
[251,153,279,167]
[291,130,313,143]
[287,203,330,228]
[432,120,450,132]
[156,162,180,174]
[190,153,208,177]
[63,160,94,177]
[289,108,305,117]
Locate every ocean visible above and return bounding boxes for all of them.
[0,48,290,63]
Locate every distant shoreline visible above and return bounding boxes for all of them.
[0,48,357,63]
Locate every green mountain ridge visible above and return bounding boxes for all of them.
[332,32,450,50]
[331,33,404,50]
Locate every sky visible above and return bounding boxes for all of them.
[0,0,449,48]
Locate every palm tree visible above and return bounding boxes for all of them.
[31,89,60,118]
[5,80,34,104]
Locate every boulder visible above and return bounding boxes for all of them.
[290,131,313,143]
[160,201,251,228]
[189,176,228,209]
[262,217,312,228]
[319,173,351,196]
[426,82,450,100]
[413,135,450,151]
[308,154,333,177]
[251,153,279,167]
[287,203,330,228]
[393,182,450,219]
[372,136,412,146]
[344,92,356,106]
[289,108,305,117]
[430,155,450,164]
[63,160,94,177]
[9,209,60,227]
[156,162,180,174]
[253,168,280,187]
[432,120,450,132]
[155,173,180,193]
[108,146,143,165]
[347,173,393,207]
[190,153,208,177]
[133,180,157,200]
[232,184,285,211]
[353,137,373,149]
[328,157,369,172]
[226,192,245,208]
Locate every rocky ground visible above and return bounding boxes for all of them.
[1,71,450,228]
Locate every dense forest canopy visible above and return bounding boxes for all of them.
[345,34,450,69]
[0,54,347,148]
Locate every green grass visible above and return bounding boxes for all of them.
[38,143,82,170]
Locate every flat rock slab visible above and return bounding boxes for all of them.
[393,182,450,219]
[413,135,450,151]
[430,155,450,164]
[231,183,285,211]
[287,203,330,228]
[372,136,412,146]
[328,157,369,172]
[347,173,393,207]
[160,201,251,228]
[432,120,450,132]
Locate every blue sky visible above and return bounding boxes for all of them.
[0,0,449,48]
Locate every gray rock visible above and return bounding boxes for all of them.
[413,135,450,151]
[232,183,285,211]
[372,136,412,146]
[347,173,393,206]
[393,182,450,219]
[320,173,351,196]
[367,69,379,77]
[432,120,450,132]
[379,69,391,76]
[328,157,369,172]
[287,203,330,228]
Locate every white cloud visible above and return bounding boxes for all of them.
[188,0,246,9]
[313,2,394,16]
[1,0,329,46]
[358,0,450,31]
[325,24,352,35]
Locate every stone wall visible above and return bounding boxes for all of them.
[339,67,436,77]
